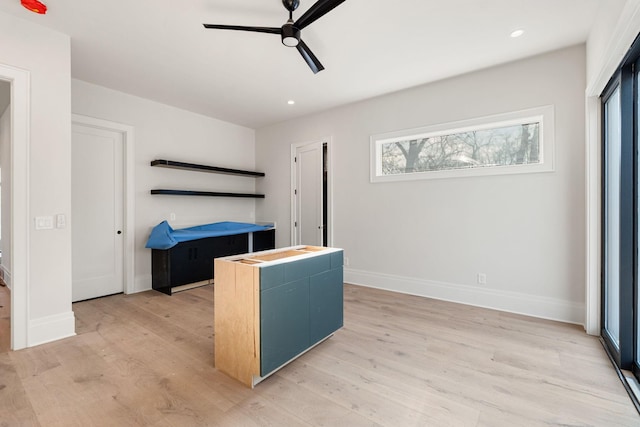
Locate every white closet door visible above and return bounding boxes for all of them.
[72,123,124,302]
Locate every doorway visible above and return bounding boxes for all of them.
[0,64,29,350]
[291,139,332,246]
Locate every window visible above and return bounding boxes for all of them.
[602,81,625,356]
[370,105,554,182]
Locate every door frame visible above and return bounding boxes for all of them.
[600,73,634,368]
[585,2,640,335]
[0,64,29,350]
[290,137,333,247]
[71,114,135,295]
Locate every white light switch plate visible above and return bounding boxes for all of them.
[35,216,54,230]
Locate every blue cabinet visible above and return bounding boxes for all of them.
[309,266,344,344]
[259,252,343,376]
[214,246,343,387]
[260,278,310,375]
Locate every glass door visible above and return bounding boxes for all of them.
[603,82,622,357]
[635,59,640,380]
[601,40,638,373]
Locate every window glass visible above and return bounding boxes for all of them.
[370,106,554,182]
[380,122,540,175]
[604,85,621,348]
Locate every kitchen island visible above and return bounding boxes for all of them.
[214,245,344,387]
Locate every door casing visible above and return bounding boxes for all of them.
[0,64,29,350]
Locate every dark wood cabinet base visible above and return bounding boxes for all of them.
[152,229,275,295]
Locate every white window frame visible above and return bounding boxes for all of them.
[370,105,555,183]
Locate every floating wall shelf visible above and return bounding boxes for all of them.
[150,159,265,199]
[150,189,265,199]
[150,159,265,177]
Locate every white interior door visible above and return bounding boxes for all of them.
[294,142,323,246]
[72,123,124,302]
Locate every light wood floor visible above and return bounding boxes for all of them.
[0,284,637,426]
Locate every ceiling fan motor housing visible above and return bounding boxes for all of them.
[281,21,301,47]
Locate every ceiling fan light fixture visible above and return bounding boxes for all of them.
[283,36,299,47]
[281,22,300,47]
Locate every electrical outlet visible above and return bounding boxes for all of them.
[170,213,176,221]
[477,273,487,285]
[344,257,350,266]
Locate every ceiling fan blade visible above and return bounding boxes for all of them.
[202,24,281,34]
[296,39,325,74]
[294,0,346,29]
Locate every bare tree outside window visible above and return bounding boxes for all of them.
[371,106,554,183]
[381,123,540,175]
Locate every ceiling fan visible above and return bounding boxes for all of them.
[203,0,346,74]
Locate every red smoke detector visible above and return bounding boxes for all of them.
[21,0,47,14]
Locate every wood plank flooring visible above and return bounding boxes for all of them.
[0,284,637,426]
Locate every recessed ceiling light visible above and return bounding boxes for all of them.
[287,100,295,105]
[510,29,524,38]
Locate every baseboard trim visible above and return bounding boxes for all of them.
[132,274,152,294]
[345,268,584,325]
[28,311,76,347]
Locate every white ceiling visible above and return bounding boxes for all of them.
[0,0,602,128]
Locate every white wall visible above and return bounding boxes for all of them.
[586,0,639,91]
[586,0,628,88]
[0,103,10,287]
[0,10,74,347]
[71,80,257,292]
[256,45,587,324]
